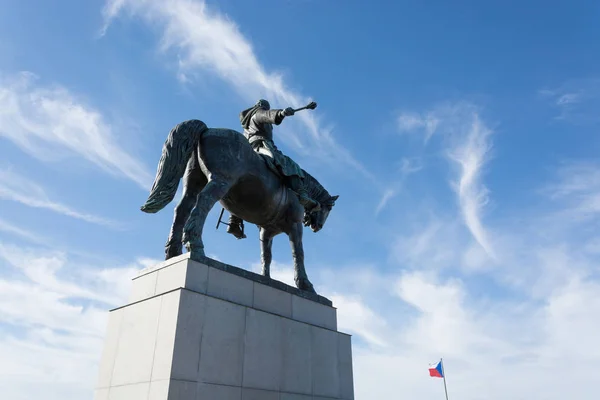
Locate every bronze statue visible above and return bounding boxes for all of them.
[226,99,319,240]
[140,102,338,293]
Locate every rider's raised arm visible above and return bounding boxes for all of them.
[252,109,286,126]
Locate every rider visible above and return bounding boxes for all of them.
[226,99,320,239]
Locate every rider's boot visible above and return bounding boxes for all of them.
[227,214,247,239]
[287,175,320,212]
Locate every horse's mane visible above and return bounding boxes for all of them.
[242,134,331,206]
[231,128,331,207]
[302,169,331,206]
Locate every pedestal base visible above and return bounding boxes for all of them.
[94,254,354,400]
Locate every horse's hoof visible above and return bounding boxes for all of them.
[184,241,205,258]
[165,245,183,260]
[296,278,316,294]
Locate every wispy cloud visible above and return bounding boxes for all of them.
[375,188,397,215]
[397,111,440,143]
[0,71,152,189]
[375,157,423,215]
[0,168,120,228]
[539,78,600,124]
[0,218,45,244]
[100,0,373,180]
[445,110,495,260]
[556,93,580,105]
[396,102,496,259]
[392,217,462,271]
[545,161,600,220]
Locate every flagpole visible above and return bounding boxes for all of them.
[441,358,449,400]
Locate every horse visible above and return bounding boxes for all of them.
[140,119,339,294]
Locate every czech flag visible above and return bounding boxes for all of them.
[428,361,444,378]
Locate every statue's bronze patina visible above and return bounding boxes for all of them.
[227,99,320,239]
[141,100,338,294]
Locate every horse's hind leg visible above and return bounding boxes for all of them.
[165,155,207,259]
[259,227,276,277]
[182,176,232,257]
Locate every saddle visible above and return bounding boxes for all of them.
[256,152,285,180]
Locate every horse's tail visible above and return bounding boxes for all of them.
[140,119,208,213]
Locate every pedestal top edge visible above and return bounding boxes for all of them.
[133,252,333,307]
[134,252,191,276]
[108,287,351,338]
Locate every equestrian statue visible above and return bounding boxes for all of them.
[140,99,338,294]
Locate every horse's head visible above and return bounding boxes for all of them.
[304,195,339,232]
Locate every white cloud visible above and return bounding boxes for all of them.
[0,71,152,189]
[556,93,580,105]
[248,260,392,349]
[397,111,440,143]
[375,157,423,215]
[0,241,158,400]
[399,157,424,175]
[343,262,600,400]
[3,85,598,399]
[100,0,373,180]
[362,101,600,398]
[460,241,492,271]
[375,188,397,215]
[545,161,600,220]
[0,217,45,244]
[330,293,390,348]
[540,277,600,360]
[4,193,600,400]
[0,167,120,228]
[445,111,496,260]
[395,270,511,357]
[539,78,600,124]
[396,102,496,260]
[250,260,296,287]
[392,217,462,270]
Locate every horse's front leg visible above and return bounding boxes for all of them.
[182,177,232,257]
[259,227,276,278]
[287,221,316,293]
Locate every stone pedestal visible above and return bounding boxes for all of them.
[93,253,354,400]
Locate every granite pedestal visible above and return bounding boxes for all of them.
[93,253,354,400]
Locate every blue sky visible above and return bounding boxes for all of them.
[1,0,600,398]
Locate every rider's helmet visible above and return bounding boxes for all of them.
[256,99,270,110]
